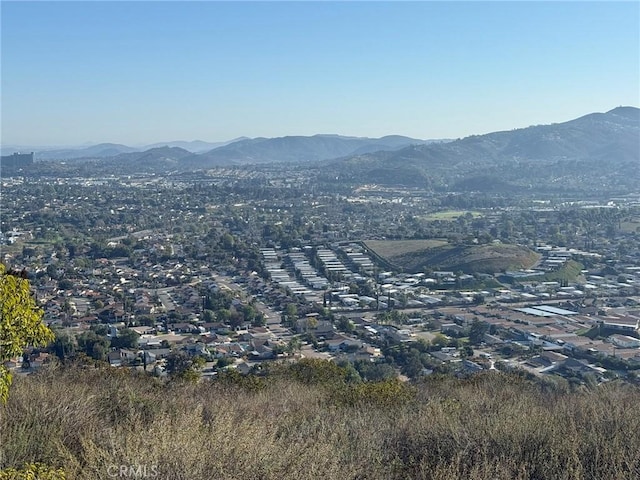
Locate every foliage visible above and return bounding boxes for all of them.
[2,366,640,479]
[285,358,349,386]
[336,316,355,333]
[376,309,408,325]
[468,318,489,345]
[76,331,110,362]
[109,328,139,349]
[0,264,55,404]
[165,351,204,382]
[540,260,585,284]
[50,331,76,361]
[0,463,66,480]
[353,359,397,382]
[330,378,415,407]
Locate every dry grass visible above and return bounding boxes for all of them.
[365,239,539,274]
[1,365,639,479]
[365,239,450,259]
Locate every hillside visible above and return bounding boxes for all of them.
[141,138,248,153]
[1,364,638,480]
[334,106,640,192]
[34,143,138,160]
[365,240,540,274]
[13,138,248,161]
[184,134,430,168]
[109,146,194,170]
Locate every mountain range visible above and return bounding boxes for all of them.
[181,134,435,168]
[328,106,639,191]
[0,138,249,159]
[2,107,638,193]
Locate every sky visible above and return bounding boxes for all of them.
[1,1,639,147]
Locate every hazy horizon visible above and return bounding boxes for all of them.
[2,104,639,152]
[2,1,639,146]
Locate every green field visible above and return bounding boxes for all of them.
[620,216,640,233]
[422,210,484,221]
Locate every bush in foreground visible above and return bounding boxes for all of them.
[0,363,639,479]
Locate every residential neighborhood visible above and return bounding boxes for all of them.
[1,168,640,387]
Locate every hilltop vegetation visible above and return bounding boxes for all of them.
[365,240,540,274]
[334,106,639,192]
[1,362,639,480]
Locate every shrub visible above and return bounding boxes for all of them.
[0,463,66,480]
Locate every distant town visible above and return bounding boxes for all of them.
[2,158,640,387]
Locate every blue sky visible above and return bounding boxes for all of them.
[2,1,639,146]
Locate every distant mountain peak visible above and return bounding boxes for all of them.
[607,106,639,118]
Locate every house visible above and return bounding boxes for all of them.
[430,351,460,363]
[297,318,335,338]
[144,348,171,359]
[560,358,602,375]
[134,300,155,315]
[201,322,225,333]
[3,357,22,369]
[170,323,197,334]
[244,327,275,342]
[462,359,484,373]
[142,350,157,364]
[541,350,568,365]
[338,345,381,363]
[526,351,567,371]
[325,335,362,352]
[385,327,413,343]
[130,325,155,336]
[483,333,504,345]
[214,343,245,358]
[108,348,137,367]
[609,334,640,349]
[184,343,210,358]
[29,352,51,369]
[598,316,639,335]
[441,323,465,336]
[250,340,274,359]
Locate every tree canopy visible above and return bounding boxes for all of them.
[0,264,55,403]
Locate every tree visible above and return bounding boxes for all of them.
[468,318,489,345]
[1,264,55,403]
[58,278,74,291]
[51,330,76,361]
[354,360,396,382]
[431,333,450,347]
[90,324,109,336]
[251,312,266,327]
[286,337,302,355]
[77,331,110,361]
[337,317,354,333]
[165,350,204,382]
[110,328,140,349]
[461,345,475,358]
[283,303,298,328]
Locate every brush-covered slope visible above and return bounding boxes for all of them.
[335,107,640,192]
[1,364,639,480]
[184,134,428,167]
[365,240,540,274]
